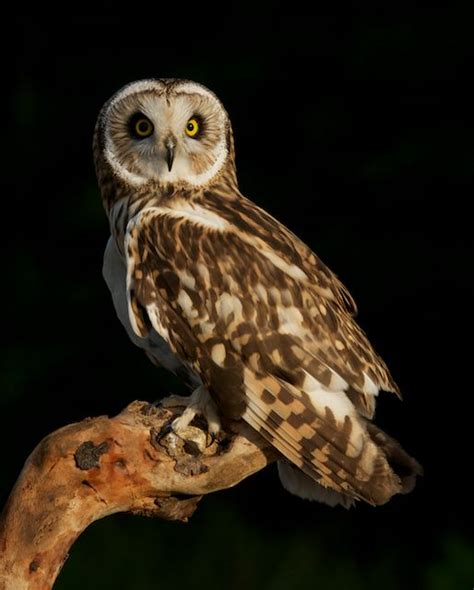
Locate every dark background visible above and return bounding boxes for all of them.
[3,7,473,589]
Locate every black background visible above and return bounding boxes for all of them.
[3,7,473,589]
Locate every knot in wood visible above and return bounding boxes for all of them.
[74,440,110,470]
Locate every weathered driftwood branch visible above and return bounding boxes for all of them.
[0,400,276,590]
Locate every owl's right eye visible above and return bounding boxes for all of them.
[129,113,154,139]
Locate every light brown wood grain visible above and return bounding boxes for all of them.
[0,401,276,590]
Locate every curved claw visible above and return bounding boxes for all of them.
[206,431,217,448]
[156,419,175,441]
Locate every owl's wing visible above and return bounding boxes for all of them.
[125,203,418,505]
[201,190,360,317]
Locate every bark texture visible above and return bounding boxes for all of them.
[0,401,275,590]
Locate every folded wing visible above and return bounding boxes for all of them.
[124,199,421,504]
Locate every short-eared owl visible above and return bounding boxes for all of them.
[94,79,421,507]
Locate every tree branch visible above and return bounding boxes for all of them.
[0,400,276,590]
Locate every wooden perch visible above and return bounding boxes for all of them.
[0,400,276,590]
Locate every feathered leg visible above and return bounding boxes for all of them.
[169,385,221,436]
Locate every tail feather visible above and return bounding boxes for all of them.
[365,421,423,494]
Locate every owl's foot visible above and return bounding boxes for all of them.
[156,386,222,454]
[171,385,221,437]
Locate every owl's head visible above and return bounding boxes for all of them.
[95,79,235,190]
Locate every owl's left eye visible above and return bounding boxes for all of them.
[129,113,154,139]
[185,117,201,138]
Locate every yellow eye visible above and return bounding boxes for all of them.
[129,114,154,139]
[185,117,200,138]
[134,118,153,137]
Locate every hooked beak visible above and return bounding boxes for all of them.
[165,139,175,172]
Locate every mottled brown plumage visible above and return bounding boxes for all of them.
[94,79,421,507]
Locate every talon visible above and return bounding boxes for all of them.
[206,431,217,448]
[155,386,222,452]
[156,419,175,441]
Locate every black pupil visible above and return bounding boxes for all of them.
[138,120,150,134]
[187,122,194,131]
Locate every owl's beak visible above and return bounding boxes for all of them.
[165,139,175,172]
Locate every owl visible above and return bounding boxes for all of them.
[94,79,421,508]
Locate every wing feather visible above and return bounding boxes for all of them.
[242,369,401,504]
[124,199,419,505]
